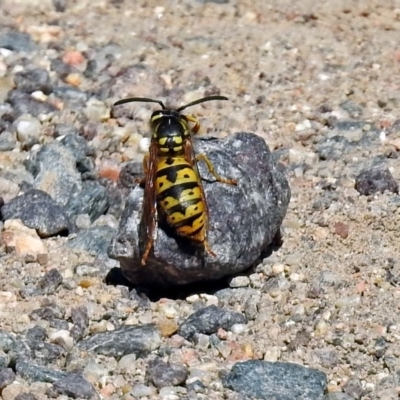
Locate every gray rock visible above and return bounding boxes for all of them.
[53,124,79,138]
[316,135,351,161]
[14,394,38,400]
[148,358,188,388]
[53,0,67,12]
[28,141,82,206]
[178,305,247,341]
[60,134,95,176]
[343,378,363,399]
[0,131,16,151]
[324,393,354,400]
[77,324,161,357]
[25,325,47,344]
[30,303,65,321]
[68,226,116,258]
[15,394,38,400]
[6,90,57,117]
[65,181,109,221]
[0,31,36,52]
[31,342,64,364]
[109,132,290,287]
[223,360,327,400]
[0,367,15,389]
[70,306,89,341]
[0,189,70,237]
[46,372,96,399]
[355,164,398,196]
[14,68,52,95]
[38,268,63,294]
[15,360,67,383]
[339,100,364,118]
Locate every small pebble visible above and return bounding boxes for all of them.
[229,276,250,288]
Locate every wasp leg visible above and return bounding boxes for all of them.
[185,115,201,134]
[196,153,237,185]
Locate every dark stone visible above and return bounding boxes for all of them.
[46,372,96,399]
[32,342,64,363]
[60,134,96,175]
[0,189,70,237]
[324,394,354,400]
[0,331,31,362]
[15,394,38,400]
[118,161,143,189]
[0,368,16,389]
[0,131,16,151]
[19,288,46,298]
[14,394,38,400]
[148,358,188,388]
[65,181,109,221]
[316,135,351,161]
[52,0,67,12]
[53,124,79,138]
[109,132,291,287]
[178,305,247,340]
[15,360,66,383]
[343,378,363,399]
[14,68,52,95]
[49,318,69,330]
[223,360,327,400]
[6,90,57,117]
[30,303,65,321]
[0,31,36,52]
[38,269,63,293]
[53,86,88,104]
[26,325,47,343]
[355,164,398,195]
[68,226,116,259]
[70,306,89,341]
[77,324,161,357]
[27,141,82,206]
[186,379,207,393]
[339,100,364,118]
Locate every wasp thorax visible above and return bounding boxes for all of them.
[151,111,189,154]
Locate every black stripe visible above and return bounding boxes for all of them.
[165,198,202,216]
[173,212,204,229]
[156,164,189,184]
[157,181,199,202]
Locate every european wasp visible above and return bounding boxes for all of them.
[114,95,237,265]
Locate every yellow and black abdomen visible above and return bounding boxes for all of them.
[155,156,206,241]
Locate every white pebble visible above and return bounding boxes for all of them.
[229,276,250,288]
[230,324,247,334]
[48,329,74,348]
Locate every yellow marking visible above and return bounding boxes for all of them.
[160,148,169,153]
[159,137,167,146]
[180,186,202,202]
[174,137,183,144]
[156,175,175,192]
[168,202,205,224]
[173,146,182,152]
[162,196,180,210]
[176,215,205,236]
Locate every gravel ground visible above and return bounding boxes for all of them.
[1,0,400,399]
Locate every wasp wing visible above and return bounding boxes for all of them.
[140,140,159,264]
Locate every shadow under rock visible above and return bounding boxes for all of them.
[104,230,283,302]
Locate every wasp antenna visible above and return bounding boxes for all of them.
[113,97,165,109]
[176,95,229,112]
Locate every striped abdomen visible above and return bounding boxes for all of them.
[155,156,206,241]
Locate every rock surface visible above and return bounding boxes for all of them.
[223,360,327,400]
[109,132,290,286]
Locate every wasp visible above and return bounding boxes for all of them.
[114,95,237,265]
